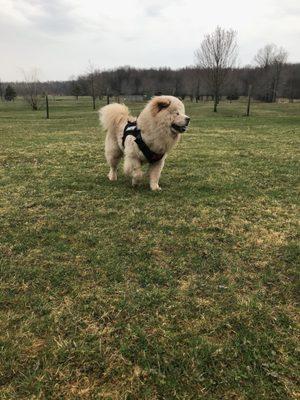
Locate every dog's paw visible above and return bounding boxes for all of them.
[151,185,162,191]
[108,172,117,181]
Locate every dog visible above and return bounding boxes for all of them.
[99,96,190,191]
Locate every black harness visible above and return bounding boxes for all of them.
[122,121,164,164]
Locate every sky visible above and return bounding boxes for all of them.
[0,0,299,81]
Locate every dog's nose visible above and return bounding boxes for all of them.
[185,116,190,125]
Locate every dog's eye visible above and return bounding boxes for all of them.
[176,112,179,115]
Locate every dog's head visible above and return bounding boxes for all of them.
[150,96,190,135]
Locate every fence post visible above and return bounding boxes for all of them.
[46,94,49,119]
[246,84,252,117]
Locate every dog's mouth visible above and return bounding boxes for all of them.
[171,123,188,133]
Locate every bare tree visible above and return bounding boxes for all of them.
[22,69,41,110]
[86,61,98,110]
[272,48,288,102]
[195,26,238,112]
[254,44,288,102]
[254,44,275,69]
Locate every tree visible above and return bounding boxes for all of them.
[86,61,98,110]
[4,84,17,101]
[272,47,288,102]
[254,44,275,69]
[70,81,81,100]
[195,26,238,112]
[22,69,41,110]
[283,63,300,102]
[254,44,288,102]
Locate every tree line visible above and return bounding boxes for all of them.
[2,63,299,101]
[1,27,299,113]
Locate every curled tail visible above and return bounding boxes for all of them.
[99,103,130,135]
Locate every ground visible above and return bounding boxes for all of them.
[0,97,299,399]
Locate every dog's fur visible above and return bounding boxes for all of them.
[99,96,190,190]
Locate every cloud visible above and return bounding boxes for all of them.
[2,0,108,36]
[0,0,299,80]
[29,0,80,34]
[144,5,162,18]
[143,0,183,18]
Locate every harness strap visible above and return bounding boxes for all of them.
[122,121,164,164]
[122,121,137,147]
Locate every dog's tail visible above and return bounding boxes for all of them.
[99,103,130,135]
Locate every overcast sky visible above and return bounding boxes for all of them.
[1,0,299,81]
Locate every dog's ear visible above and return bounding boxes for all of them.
[151,97,171,115]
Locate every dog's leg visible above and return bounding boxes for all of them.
[149,158,165,191]
[105,136,122,181]
[124,156,143,186]
[107,159,121,181]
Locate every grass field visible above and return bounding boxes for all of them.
[0,97,299,399]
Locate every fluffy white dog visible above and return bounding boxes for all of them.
[99,96,190,191]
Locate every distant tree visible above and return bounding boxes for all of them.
[239,66,258,96]
[195,26,238,112]
[226,91,239,102]
[133,74,142,94]
[254,44,288,102]
[76,76,89,96]
[272,48,288,102]
[86,61,98,110]
[22,69,41,110]
[4,84,17,101]
[283,63,300,102]
[71,81,81,100]
[254,44,275,69]
[108,68,122,96]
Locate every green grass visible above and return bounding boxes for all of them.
[0,96,299,399]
